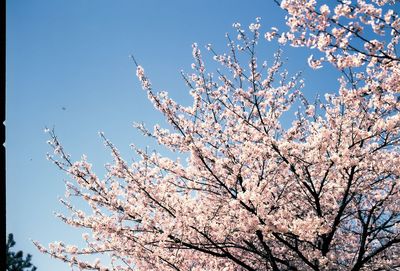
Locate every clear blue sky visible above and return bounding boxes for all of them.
[6,1,339,270]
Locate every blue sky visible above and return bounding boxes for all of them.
[6,1,339,270]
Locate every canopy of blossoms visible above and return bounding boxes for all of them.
[35,1,399,270]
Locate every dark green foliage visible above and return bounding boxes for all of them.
[6,234,37,271]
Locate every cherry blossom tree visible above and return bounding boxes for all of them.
[35,1,400,270]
